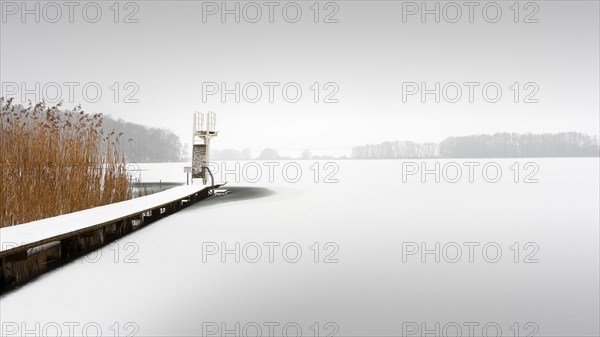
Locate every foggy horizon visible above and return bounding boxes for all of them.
[1,1,598,152]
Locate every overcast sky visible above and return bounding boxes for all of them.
[1,0,598,155]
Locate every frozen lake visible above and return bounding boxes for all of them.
[1,159,598,336]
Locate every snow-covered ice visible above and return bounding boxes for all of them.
[0,159,598,336]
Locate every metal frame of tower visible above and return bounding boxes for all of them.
[191,111,218,185]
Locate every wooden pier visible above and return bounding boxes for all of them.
[0,184,219,294]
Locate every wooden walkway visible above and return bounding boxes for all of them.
[0,184,217,292]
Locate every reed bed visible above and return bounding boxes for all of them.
[0,98,131,228]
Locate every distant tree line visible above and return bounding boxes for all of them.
[211,148,348,161]
[211,148,290,160]
[352,132,600,159]
[102,116,184,162]
[352,141,438,159]
[211,148,253,160]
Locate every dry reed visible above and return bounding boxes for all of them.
[0,98,131,228]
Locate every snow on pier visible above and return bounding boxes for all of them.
[0,184,219,292]
[1,185,214,255]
